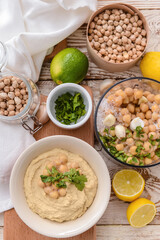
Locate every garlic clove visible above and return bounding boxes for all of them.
[103,113,116,127]
[36,102,49,124]
[130,117,144,131]
[115,125,126,139]
[100,79,115,94]
[138,96,148,105]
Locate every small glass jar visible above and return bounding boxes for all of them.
[0,42,42,134]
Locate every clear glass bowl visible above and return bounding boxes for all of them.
[95,77,160,168]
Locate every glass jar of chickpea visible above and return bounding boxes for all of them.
[0,42,42,134]
[95,77,160,168]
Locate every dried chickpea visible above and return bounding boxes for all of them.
[143,91,150,97]
[107,94,114,102]
[143,119,149,126]
[133,132,139,140]
[44,186,52,194]
[135,107,140,113]
[126,138,134,146]
[136,112,145,120]
[59,164,68,173]
[123,97,130,104]
[143,142,152,151]
[115,89,126,99]
[123,114,131,124]
[151,104,159,112]
[140,133,148,141]
[114,96,122,107]
[58,188,67,197]
[127,103,135,113]
[148,132,157,140]
[152,112,159,121]
[154,94,160,104]
[49,191,59,199]
[116,144,124,151]
[144,158,152,165]
[38,179,45,188]
[140,103,149,113]
[148,124,156,132]
[145,110,152,119]
[121,108,129,115]
[129,146,137,155]
[134,89,143,99]
[148,119,153,125]
[43,169,50,176]
[143,126,149,134]
[110,130,115,136]
[147,94,155,102]
[71,162,79,169]
[153,155,159,162]
[59,154,68,164]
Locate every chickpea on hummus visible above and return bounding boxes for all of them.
[24,148,97,222]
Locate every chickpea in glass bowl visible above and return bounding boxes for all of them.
[95,77,160,168]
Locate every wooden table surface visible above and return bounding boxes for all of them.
[1,0,160,239]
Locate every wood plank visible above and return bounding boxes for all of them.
[97,225,160,240]
[97,0,160,10]
[96,225,160,239]
[2,225,160,240]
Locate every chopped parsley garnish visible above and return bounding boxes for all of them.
[110,126,115,130]
[126,129,131,134]
[132,157,138,163]
[121,137,127,142]
[99,134,129,163]
[104,128,109,134]
[135,126,144,137]
[135,152,151,160]
[139,161,144,166]
[149,134,156,146]
[41,167,87,191]
[55,92,86,125]
[136,144,145,153]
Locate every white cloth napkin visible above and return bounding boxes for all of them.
[0,0,96,213]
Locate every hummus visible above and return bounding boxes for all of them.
[24,148,98,222]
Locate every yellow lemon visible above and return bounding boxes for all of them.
[140,52,160,81]
[112,169,145,202]
[127,198,156,228]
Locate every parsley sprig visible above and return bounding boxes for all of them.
[135,126,144,137]
[40,167,87,191]
[55,92,86,125]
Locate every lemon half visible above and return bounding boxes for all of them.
[127,198,156,228]
[112,169,145,202]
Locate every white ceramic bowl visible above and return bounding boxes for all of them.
[10,135,111,238]
[46,83,92,129]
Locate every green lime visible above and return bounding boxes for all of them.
[50,48,89,84]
